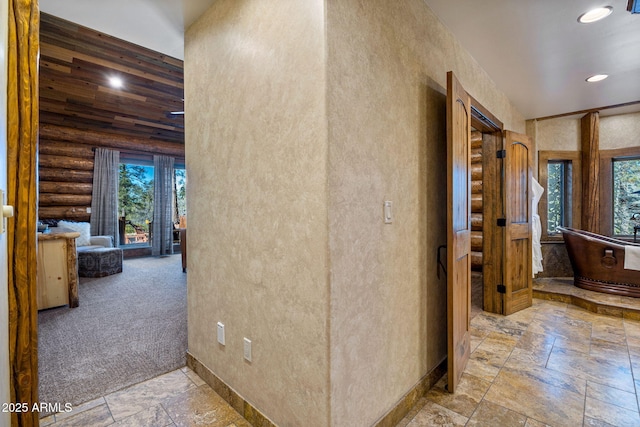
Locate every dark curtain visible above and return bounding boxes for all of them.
[152,155,175,255]
[90,148,120,246]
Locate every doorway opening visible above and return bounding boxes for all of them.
[469,103,504,318]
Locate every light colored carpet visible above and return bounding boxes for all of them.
[38,254,187,407]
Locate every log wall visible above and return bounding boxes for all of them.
[39,135,94,221]
[471,131,484,271]
[38,124,185,221]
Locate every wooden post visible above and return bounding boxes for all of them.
[7,0,40,425]
[581,112,600,234]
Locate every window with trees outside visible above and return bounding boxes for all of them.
[538,151,581,240]
[119,163,154,246]
[174,168,187,229]
[118,162,187,247]
[546,160,572,236]
[613,157,640,236]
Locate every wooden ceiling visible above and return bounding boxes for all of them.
[39,12,184,144]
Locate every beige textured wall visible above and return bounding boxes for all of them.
[532,117,581,152]
[532,111,640,153]
[186,1,525,426]
[600,112,640,150]
[326,1,524,425]
[0,1,10,423]
[185,1,330,425]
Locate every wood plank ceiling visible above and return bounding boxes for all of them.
[39,12,184,144]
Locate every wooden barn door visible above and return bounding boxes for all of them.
[502,131,533,315]
[446,71,471,393]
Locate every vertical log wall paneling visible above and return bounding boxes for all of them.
[38,13,184,221]
[8,0,39,425]
[470,131,483,271]
[581,112,600,234]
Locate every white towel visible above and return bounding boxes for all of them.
[624,245,640,271]
[531,178,544,277]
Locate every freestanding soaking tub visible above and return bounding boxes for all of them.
[558,226,640,297]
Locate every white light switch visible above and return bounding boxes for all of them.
[243,337,252,362]
[217,322,225,345]
[384,201,392,224]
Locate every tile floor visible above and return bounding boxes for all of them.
[40,367,250,427]
[399,297,640,427]
[41,283,640,427]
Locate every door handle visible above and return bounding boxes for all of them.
[0,190,14,234]
[437,244,447,279]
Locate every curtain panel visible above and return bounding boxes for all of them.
[152,155,175,256]
[90,148,120,246]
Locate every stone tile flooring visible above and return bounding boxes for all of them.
[399,297,640,427]
[40,367,250,427]
[41,280,640,427]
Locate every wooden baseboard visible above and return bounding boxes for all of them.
[373,358,447,427]
[187,352,446,427]
[186,352,276,427]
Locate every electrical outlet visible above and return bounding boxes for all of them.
[217,322,225,345]
[243,337,252,362]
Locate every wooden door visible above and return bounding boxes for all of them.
[446,71,471,393]
[502,131,533,315]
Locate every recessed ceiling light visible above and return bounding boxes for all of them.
[586,74,608,82]
[578,6,613,23]
[108,76,123,88]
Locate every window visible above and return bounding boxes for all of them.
[600,147,640,236]
[546,161,572,235]
[612,157,640,236]
[538,151,582,240]
[119,162,154,246]
[174,167,187,229]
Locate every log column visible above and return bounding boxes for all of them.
[8,0,40,425]
[581,112,600,233]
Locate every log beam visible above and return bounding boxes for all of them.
[581,112,600,233]
[471,213,483,231]
[39,167,93,183]
[39,193,92,206]
[39,154,94,171]
[39,206,91,221]
[39,139,95,158]
[471,163,482,181]
[471,251,483,271]
[472,180,482,194]
[39,181,93,195]
[40,123,185,158]
[471,193,483,213]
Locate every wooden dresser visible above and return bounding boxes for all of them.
[37,231,80,310]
